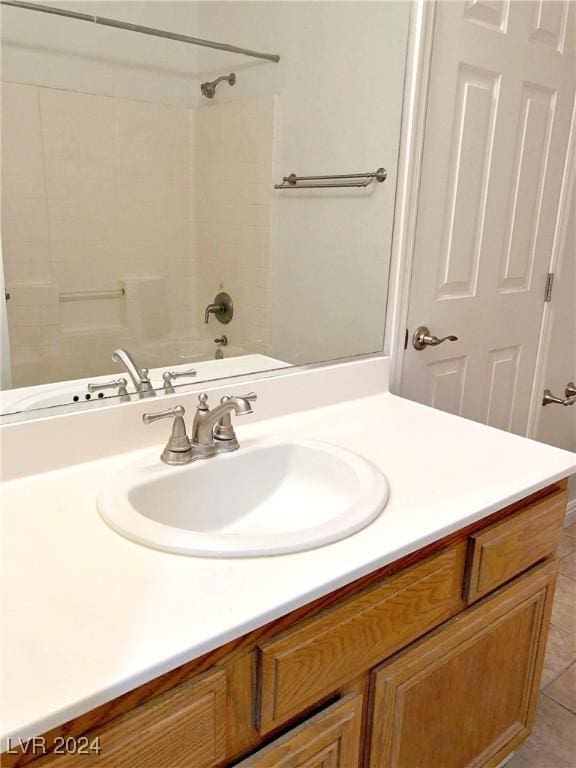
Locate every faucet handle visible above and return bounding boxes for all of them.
[142,405,193,465]
[143,405,186,423]
[163,369,198,382]
[88,377,128,393]
[221,392,257,404]
[88,377,130,402]
[162,369,198,394]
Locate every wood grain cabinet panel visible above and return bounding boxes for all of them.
[257,543,467,734]
[235,694,363,768]
[35,669,227,768]
[465,487,566,603]
[367,560,558,768]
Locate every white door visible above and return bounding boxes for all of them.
[401,0,575,435]
[537,191,576,454]
[537,189,576,507]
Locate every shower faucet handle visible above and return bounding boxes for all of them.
[204,292,234,324]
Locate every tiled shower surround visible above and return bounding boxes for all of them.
[1,82,274,386]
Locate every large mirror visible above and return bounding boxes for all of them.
[0,0,410,419]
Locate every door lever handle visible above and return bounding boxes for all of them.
[565,382,576,398]
[413,326,458,351]
[542,389,576,407]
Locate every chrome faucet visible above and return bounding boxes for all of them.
[143,392,256,465]
[191,392,255,458]
[112,348,155,398]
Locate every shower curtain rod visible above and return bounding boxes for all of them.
[0,0,280,63]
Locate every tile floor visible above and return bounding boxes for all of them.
[508,522,576,768]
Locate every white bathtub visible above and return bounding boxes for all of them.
[0,354,290,417]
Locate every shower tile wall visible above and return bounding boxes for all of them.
[2,82,275,386]
[194,95,275,354]
[2,81,195,385]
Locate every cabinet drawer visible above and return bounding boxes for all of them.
[36,669,227,767]
[236,694,363,768]
[257,542,467,734]
[464,487,567,603]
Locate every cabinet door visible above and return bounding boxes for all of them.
[236,694,363,768]
[368,560,557,768]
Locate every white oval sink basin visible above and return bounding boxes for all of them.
[98,437,389,557]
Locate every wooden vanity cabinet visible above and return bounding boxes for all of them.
[6,481,567,768]
[367,560,557,768]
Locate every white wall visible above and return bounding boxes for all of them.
[537,192,576,503]
[197,1,410,365]
[1,1,200,107]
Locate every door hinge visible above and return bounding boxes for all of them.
[544,272,554,303]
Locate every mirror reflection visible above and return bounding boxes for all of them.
[0,1,410,418]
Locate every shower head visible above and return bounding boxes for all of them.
[200,72,236,99]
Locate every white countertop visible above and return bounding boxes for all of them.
[2,392,575,746]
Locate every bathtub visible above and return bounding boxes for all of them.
[1,353,290,417]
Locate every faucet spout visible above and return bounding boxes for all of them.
[112,348,155,398]
[192,396,253,448]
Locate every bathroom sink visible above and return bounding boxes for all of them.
[98,437,389,557]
